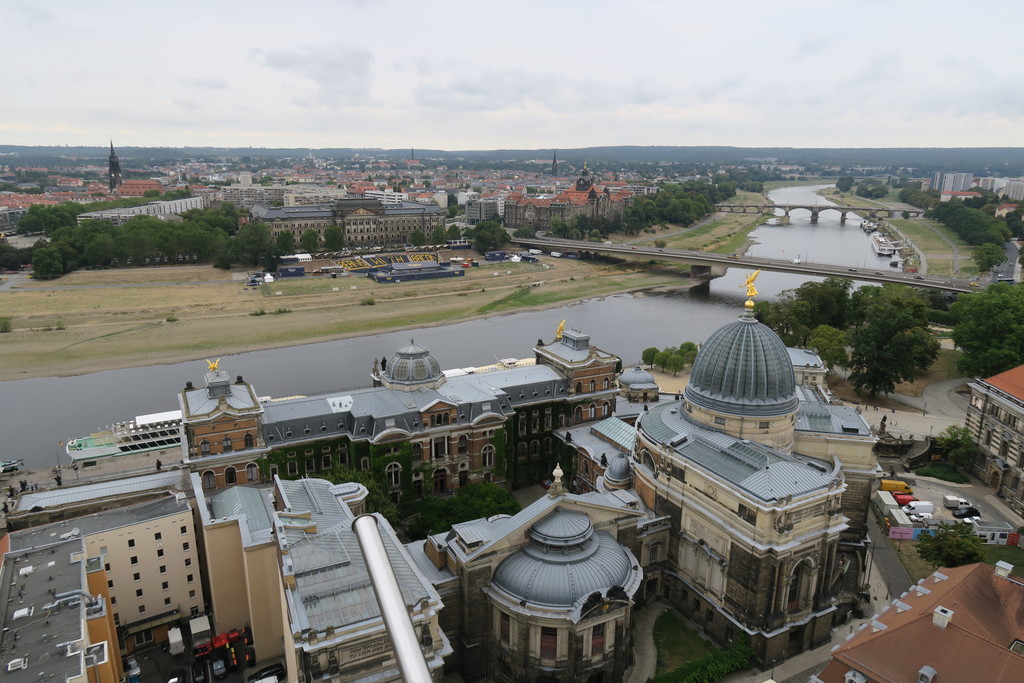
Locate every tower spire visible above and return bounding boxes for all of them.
[107,140,122,193]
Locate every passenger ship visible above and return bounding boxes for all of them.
[65,410,182,464]
[870,231,897,256]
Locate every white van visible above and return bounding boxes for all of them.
[902,501,935,515]
[942,495,972,510]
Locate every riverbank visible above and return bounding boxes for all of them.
[0,257,703,381]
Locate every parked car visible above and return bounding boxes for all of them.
[191,659,209,683]
[943,495,973,510]
[892,493,917,507]
[953,506,982,519]
[124,655,141,678]
[910,512,934,521]
[167,668,188,683]
[246,662,286,683]
[211,651,229,680]
[902,501,935,514]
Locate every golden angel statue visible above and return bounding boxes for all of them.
[741,270,761,299]
[555,320,566,340]
[206,358,221,372]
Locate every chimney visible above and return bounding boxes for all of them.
[932,605,953,628]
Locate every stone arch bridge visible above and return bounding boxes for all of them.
[715,204,924,224]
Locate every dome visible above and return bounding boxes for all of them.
[619,365,658,390]
[603,452,632,487]
[492,508,637,608]
[381,340,444,388]
[684,308,797,417]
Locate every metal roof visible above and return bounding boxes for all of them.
[14,470,187,512]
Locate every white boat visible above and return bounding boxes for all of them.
[870,232,896,256]
[65,410,182,463]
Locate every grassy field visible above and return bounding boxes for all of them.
[892,538,1024,583]
[764,178,838,191]
[0,258,699,380]
[653,610,716,675]
[890,218,978,277]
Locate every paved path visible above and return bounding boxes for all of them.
[624,601,669,683]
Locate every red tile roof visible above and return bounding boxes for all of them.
[986,365,1024,400]
[818,563,1024,682]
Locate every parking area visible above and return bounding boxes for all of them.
[130,647,280,683]
[892,474,1020,529]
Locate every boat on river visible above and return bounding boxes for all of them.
[65,410,183,464]
[870,231,897,256]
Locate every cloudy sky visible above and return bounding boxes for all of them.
[3,0,1022,150]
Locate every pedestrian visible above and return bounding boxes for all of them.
[7,486,14,498]
[2,502,7,514]
[156,459,162,471]
[19,479,27,492]
[54,474,62,487]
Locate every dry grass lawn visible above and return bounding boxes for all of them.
[0,258,698,380]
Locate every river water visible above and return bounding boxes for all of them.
[1,184,887,467]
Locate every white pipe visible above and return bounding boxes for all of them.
[352,514,432,682]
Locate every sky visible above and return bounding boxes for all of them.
[3,0,1023,151]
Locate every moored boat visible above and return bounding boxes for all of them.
[870,231,896,256]
[65,410,182,464]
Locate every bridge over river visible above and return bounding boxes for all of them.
[513,238,976,294]
[715,203,924,224]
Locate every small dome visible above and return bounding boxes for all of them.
[382,340,443,387]
[604,453,632,487]
[492,508,637,608]
[684,309,797,417]
[619,365,658,389]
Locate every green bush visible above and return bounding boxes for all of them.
[0,316,11,333]
[270,308,291,315]
[916,462,969,484]
[360,297,376,306]
[249,309,267,316]
[165,314,178,323]
[654,640,755,683]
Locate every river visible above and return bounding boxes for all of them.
[1,184,887,467]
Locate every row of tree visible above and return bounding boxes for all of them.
[641,342,698,375]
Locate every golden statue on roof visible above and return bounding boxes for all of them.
[206,358,221,372]
[742,270,761,299]
[555,320,565,340]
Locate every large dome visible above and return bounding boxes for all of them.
[492,508,637,608]
[381,340,444,388]
[684,308,797,417]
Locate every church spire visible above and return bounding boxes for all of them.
[551,150,558,176]
[107,140,122,192]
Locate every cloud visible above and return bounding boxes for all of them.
[254,44,374,106]
[182,77,229,90]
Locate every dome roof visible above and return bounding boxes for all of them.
[381,340,444,387]
[619,365,658,389]
[603,452,632,487]
[492,508,637,608]
[684,308,797,417]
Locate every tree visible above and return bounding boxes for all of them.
[430,225,447,245]
[808,324,849,371]
[405,481,520,538]
[917,523,984,568]
[299,229,320,253]
[971,243,1006,273]
[17,204,79,236]
[653,350,671,371]
[642,347,659,368]
[665,354,685,376]
[836,176,854,192]
[468,220,507,253]
[408,229,427,247]
[233,222,274,268]
[446,225,462,241]
[847,286,940,397]
[935,425,979,472]
[275,231,296,255]
[322,465,399,525]
[324,225,345,251]
[31,245,64,279]
[950,283,1024,377]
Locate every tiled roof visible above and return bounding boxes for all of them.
[986,364,1024,400]
[818,563,1024,683]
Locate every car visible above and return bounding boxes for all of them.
[167,668,188,683]
[246,662,286,683]
[914,275,924,280]
[910,512,933,521]
[953,506,981,519]
[211,652,229,680]
[957,515,982,524]
[847,268,857,272]
[874,271,883,275]
[892,493,917,507]
[192,660,209,683]
[124,655,141,678]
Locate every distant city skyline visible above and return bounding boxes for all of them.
[4,1,1023,150]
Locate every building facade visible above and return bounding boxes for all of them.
[504,165,632,231]
[966,364,1024,513]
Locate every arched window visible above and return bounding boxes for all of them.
[442,413,450,425]
[589,403,596,419]
[530,440,540,456]
[411,443,422,461]
[202,471,215,488]
[575,381,582,394]
[482,445,496,468]
[589,379,595,392]
[386,462,402,488]
[517,443,528,460]
[574,406,583,422]
[457,435,468,455]
[200,440,210,456]
[244,433,254,449]
[603,378,609,390]
[246,463,258,482]
[221,435,233,453]
[602,401,611,417]
[224,467,237,485]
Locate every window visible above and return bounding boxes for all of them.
[157,548,164,558]
[482,445,496,469]
[457,435,468,455]
[714,417,726,425]
[360,457,369,471]
[244,433,254,449]
[134,629,152,646]
[159,565,167,574]
[189,590,196,599]
[164,597,172,606]
[246,463,259,482]
[758,421,770,430]
[180,525,187,535]
[185,558,192,567]
[139,605,146,614]
[305,458,315,473]
[187,574,194,583]
[105,563,110,572]
[133,572,141,582]
[500,612,510,644]
[225,467,237,485]
[540,627,557,659]
[287,461,298,476]
[128,539,136,548]
[154,532,162,541]
[386,462,402,488]
[202,471,215,488]
[182,542,190,552]
[200,439,210,455]
[590,379,595,392]
[591,623,605,655]
[162,581,169,590]
[321,454,332,470]
[136,589,143,598]
[131,556,138,565]
[107,579,114,588]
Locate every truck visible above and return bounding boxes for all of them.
[942,495,972,510]
[190,614,213,657]
[528,249,543,255]
[168,626,185,657]
[549,251,563,258]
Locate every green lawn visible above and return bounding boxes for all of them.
[982,545,1024,576]
[892,538,1024,584]
[653,610,717,675]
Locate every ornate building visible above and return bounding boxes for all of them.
[504,164,632,231]
[966,364,1024,513]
